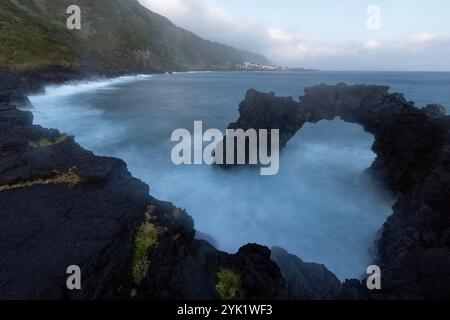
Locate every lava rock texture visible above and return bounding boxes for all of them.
[2,73,449,300]
[227,84,450,299]
[0,72,290,300]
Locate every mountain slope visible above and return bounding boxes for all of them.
[0,0,270,73]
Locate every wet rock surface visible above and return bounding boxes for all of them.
[126,198,288,300]
[2,71,449,300]
[1,86,150,299]
[227,84,450,299]
[271,247,342,300]
[0,73,288,300]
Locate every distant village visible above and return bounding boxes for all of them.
[235,62,318,72]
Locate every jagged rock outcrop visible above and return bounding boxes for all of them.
[226,84,450,299]
[124,198,288,300]
[271,247,342,300]
[1,89,151,299]
[0,78,288,300]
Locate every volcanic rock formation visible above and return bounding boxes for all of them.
[226,84,450,299]
[0,76,293,300]
[2,75,449,300]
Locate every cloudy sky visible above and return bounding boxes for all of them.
[138,0,450,71]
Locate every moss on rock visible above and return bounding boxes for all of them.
[216,268,242,300]
[131,219,160,284]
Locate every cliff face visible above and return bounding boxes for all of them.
[226,84,450,299]
[0,85,149,299]
[0,0,269,73]
[0,78,293,300]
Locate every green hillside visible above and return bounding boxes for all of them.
[0,0,270,73]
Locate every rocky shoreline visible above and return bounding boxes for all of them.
[226,84,450,299]
[1,71,343,300]
[1,71,449,300]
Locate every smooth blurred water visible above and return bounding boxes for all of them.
[28,71,450,280]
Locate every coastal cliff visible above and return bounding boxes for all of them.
[0,76,291,300]
[0,0,269,74]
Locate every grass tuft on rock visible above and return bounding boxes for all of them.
[29,134,69,148]
[0,168,82,192]
[132,221,159,284]
[216,268,242,300]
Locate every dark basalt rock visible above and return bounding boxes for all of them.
[0,71,33,107]
[0,94,150,299]
[226,84,450,299]
[128,198,287,300]
[421,104,446,120]
[2,72,449,300]
[195,231,219,248]
[228,90,304,149]
[271,247,342,300]
[0,80,288,299]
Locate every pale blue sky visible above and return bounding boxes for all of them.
[217,0,450,39]
[140,0,450,70]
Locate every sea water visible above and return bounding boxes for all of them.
[28,71,450,279]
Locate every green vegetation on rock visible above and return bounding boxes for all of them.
[132,220,159,284]
[216,268,242,300]
[29,134,69,148]
[0,168,83,192]
[0,0,269,72]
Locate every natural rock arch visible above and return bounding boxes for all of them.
[226,83,450,299]
[228,84,445,193]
